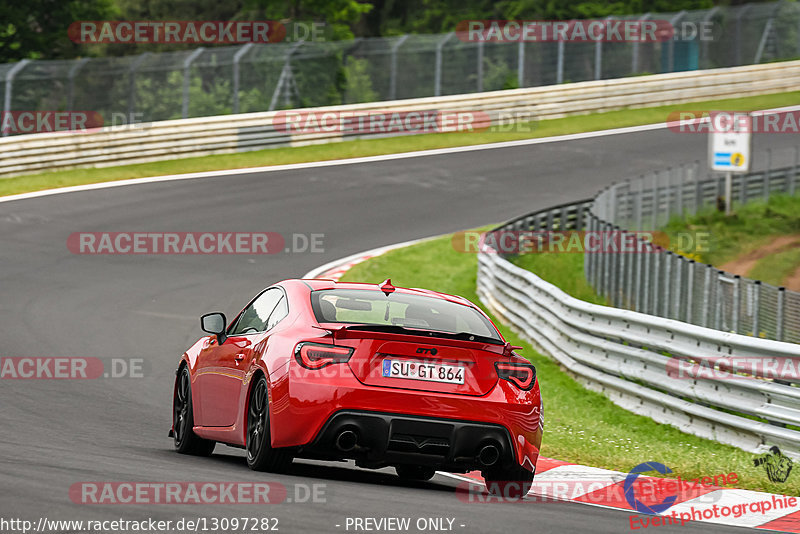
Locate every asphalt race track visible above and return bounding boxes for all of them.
[1,127,797,533]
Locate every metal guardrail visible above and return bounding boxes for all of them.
[590,149,800,343]
[1,1,798,126]
[2,60,800,177]
[477,201,800,456]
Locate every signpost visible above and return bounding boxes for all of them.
[708,111,752,215]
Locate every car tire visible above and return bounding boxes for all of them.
[246,375,293,472]
[483,465,534,500]
[173,366,216,456]
[395,465,436,481]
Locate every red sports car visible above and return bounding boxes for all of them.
[171,278,542,496]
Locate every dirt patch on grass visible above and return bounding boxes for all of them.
[719,235,800,278]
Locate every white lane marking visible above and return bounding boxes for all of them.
[6,103,800,206]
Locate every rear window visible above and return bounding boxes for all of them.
[310,289,501,341]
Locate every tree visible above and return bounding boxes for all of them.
[0,0,116,62]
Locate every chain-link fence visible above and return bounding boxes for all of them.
[2,0,800,134]
[589,145,800,343]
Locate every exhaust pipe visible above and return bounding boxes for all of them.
[478,444,500,467]
[336,429,358,452]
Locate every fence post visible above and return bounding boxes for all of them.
[595,17,612,80]
[791,145,798,197]
[2,59,31,137]
[66,57,90,112]
[232,43,254,115]
[635,240,644,312]
[391,35,410,100]
[663,251,672,317]
[673,254,683,319]
[732,275,741,334]
[556,39,565,84]
[631,13,651,73]
[643,246,651,313]
[777,286,786,341]
[518,40,525,88]
[735,5,753,66]
[676,164,685,217]
[181,48,205,119]
[652,172,660,229]
[476,40,484,92]
[668,11,687,72]
[664,167,672,222]
[635,177,644,230]
[764,148,772,201]
[702,263,712,327]
[700,7,720,68]
[753,280,761,337]
[714,271,723,330]
[127,53,151,120]
[652,248,661,316]
[686,260,695,323]
[434,33,455,97]
[739,170,748,205]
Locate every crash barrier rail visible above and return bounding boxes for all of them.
[1,1,798,127]
[2,60,800,177]
[589,147,800,344]
[477,200,800,456]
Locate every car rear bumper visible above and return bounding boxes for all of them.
[298,410,517,472]
[269,363,542,472]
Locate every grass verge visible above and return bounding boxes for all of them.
[339,232,798,494]
[2,91,799,198]
[664,194,800,271]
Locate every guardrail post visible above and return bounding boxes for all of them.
[182,47,205,119]
[791,145,798,197]
[66,57,90,112]
[702,263,712,327]
[753,280,761,336]
[2,59,31,137]
[434,33,455,96]
[733,275,741,334]
[128,52,151,120]
[777,286,786,341]
[391,35,410,100]
[764,148,772,201]
[232,43,254,115]
[686,259,695,323]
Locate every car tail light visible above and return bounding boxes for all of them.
[495,362,536,390]
[295,342,354,370]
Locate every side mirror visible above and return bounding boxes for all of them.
[201,312,227,344]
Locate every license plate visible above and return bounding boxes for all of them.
[381,359,464,384]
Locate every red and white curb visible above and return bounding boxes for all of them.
[303,241,800,532]
[442,459,800,532]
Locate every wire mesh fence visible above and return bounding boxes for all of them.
[2,0,800,134]
[588,145,800,343]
